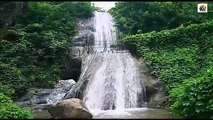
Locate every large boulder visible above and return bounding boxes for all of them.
[48,98,92,119]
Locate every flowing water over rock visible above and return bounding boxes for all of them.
[29,11,176,119]
[46,79,76,104]
[78,11,147,113]
[17,79,76,111]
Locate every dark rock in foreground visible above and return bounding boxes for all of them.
[48,98,92,119]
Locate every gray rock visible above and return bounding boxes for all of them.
[133,57,167,108]
[18,88,53,106]
[46,79,76,104]
[48,98,92,119]
[55,79,76,88]
[64,79,88,99]
[33,110,52,119]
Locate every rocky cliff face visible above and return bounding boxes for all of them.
[62,14,96,99]
[71,17,95,59]
[134,58,168,108]
[60,15,95,82]
[64,13,168,108]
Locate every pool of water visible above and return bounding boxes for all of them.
[33,107,179,119]
[92,108,178,119]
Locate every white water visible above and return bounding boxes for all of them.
[43,11,146,115]
[82,12,146,114]
[32,11,176,119]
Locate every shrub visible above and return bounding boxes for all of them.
[123,20,213,118]
[0,2,95,98]
[0,93,33,119]
[0,83,14,97]
[169,68,213,118]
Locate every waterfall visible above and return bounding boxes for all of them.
[19,11,172,119]
[45,11,146,113]
[82,11,146,113]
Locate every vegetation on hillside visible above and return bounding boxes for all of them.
[0,93,32,119]
[109,2,213,37]
[0,2,95,118]
[110,2,213,119]
[1,1,212,119]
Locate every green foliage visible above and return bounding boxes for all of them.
[109,2,213,37]
[0,2,95,97]
[0,93,12,104]
[0,2,95,118]
[0,83,14,97]
[123,20,213,118]
[169,68,213,118]
[141,47,199,91]
[0,93,33,119]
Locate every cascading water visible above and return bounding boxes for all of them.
[82,11,147,114]
[22,11,176,119]
[26,11,175,119]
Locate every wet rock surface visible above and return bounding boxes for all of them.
[64,53,106,100]
[17,88,53,108]
[71,15,95,59]
[46,79,76,104]
[61,15,95,82]
[134,58,168,108]
[17,79,76,110]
